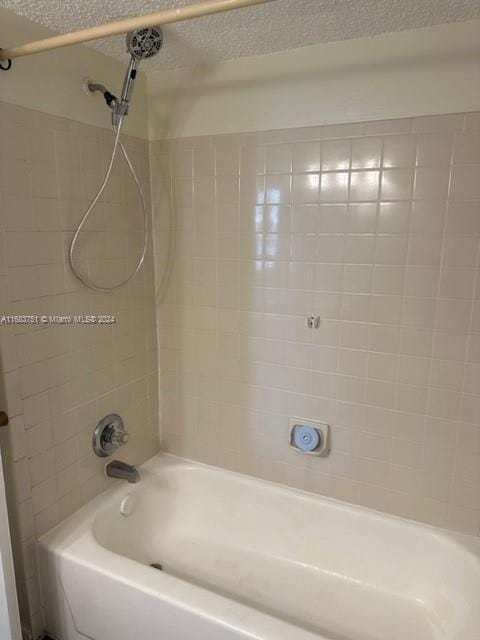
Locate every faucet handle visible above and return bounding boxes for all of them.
[110,428,129,447]
[93,414,129,457]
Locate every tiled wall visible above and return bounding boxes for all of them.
[1,97,479,637]
[152,111,480,537]
[0,100,159,638]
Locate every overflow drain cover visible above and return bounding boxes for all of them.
[150,563,163,571]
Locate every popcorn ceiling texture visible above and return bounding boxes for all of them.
[2,0,480,70]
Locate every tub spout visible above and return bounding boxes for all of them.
[105,460,140,483]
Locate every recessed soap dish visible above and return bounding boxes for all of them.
[289,418,329,457]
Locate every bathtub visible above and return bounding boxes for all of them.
[38,454,480,640]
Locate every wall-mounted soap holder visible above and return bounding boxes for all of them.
[289,418,329,457]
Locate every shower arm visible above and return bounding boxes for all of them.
[0,0,277,63]
[88,83,118,108]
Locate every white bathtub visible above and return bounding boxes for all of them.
[39,454,480,640]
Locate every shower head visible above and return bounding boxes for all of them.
[126,27,163,60]
[87,27,163,125]
[112,27,163,124]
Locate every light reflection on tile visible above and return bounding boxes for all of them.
[156,111,480,538]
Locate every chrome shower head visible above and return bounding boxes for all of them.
[87,27,163,125]
[126,27,163,60]
[111,27,162,124]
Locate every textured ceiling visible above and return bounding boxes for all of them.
[2,0,480,71]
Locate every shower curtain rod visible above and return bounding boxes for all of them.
[0,0,276,62]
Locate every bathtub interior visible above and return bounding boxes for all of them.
[89,457,480,640]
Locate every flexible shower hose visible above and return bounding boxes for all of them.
[69,114,147,292]
[69,113,174,299]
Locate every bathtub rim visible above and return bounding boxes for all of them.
[39,452,480,561]
[38,452,480,640]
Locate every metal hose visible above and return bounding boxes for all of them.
[69,114,148,293]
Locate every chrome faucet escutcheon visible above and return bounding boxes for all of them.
[93,414,130,458]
